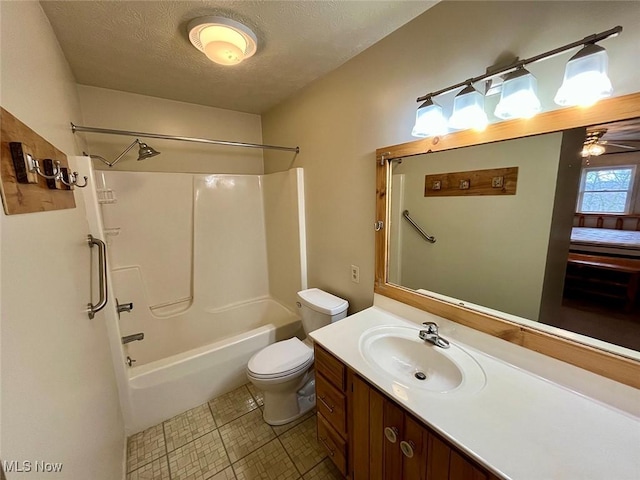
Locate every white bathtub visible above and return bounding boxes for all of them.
[125,297,301,433]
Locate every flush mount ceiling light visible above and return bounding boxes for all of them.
[411,98,448,137]
[188,16,257,66]
[494,68,541,120]
[411,25,622,138]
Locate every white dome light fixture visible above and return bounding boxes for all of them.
[188,16,257,66]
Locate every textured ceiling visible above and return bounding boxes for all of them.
[41,1,436,114]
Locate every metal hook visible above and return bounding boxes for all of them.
[59,168,74,187]
[27,154,61,180]
[71,172,88,188]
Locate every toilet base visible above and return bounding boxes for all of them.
[260,375,316,426]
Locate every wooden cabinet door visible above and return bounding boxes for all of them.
[350,372,370,480]
[427,433,488,480]
[350,372,386,480]
[382,399,405,480]
[348,369,490,480]
[449,451,487,480]
[427,433,451,480]
[381,398,428,480]
[401,415,428,480]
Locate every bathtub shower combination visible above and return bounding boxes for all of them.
[93,168,307,433]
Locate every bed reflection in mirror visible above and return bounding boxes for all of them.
[388,119,640,351]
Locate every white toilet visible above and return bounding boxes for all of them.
[246,288,348,425]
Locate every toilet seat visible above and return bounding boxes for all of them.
[247,337,313,379]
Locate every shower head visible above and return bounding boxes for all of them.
[137,142,160,161]
[87,138,161,167]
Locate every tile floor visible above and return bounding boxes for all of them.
[126,383,345,480]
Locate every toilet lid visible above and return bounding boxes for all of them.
[248,338,313,377]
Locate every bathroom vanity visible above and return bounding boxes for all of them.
[314,342,493,480]
[310,299,640,480]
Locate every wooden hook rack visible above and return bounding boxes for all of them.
[0,107,76,215]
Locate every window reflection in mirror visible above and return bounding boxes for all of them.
[388,119,640,352]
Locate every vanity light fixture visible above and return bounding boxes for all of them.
[411,98,448,137]
[188,16,258,66]
[449,85,488,132]
[554,44,613,107]
[494,68,541,120]
[412,25,622,138]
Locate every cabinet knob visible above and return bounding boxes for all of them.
[384,426,398,443]
[400,440,415,458]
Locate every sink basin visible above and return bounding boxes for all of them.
[359,326,486,394]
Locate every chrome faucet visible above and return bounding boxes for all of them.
[122,333,144,344]
[419,322,450,349]
[116,298,134,318]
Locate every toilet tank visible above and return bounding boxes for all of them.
[296,288,348,334]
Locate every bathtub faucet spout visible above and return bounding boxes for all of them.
[122,333,144,344]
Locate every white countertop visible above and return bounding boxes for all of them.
[309,300,640,480]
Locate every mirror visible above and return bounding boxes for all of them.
[388,125,640,352]
[375,93,640,388]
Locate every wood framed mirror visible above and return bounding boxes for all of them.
[375,92,640,388]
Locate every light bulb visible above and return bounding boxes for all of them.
[204,41,244,65]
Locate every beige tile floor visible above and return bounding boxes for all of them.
[126,384,345,480]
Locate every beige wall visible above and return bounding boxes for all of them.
[261,1,640,313]
[0,2,124,479]
[263,169,307,308]
[77,85,264,174]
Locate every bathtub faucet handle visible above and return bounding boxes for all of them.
[122,333,144,344]
[116,298,134,318]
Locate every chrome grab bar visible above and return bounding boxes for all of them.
[87,234,108,319]
[402,210,436,244]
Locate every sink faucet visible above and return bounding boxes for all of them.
[122,333,144,344]
[419,322,450,349]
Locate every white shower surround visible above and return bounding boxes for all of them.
[90,168,306,434]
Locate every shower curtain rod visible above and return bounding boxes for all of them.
[70,123,300,154]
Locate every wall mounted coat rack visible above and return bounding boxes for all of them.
[424,167,518,197]
[1,108,83,215]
